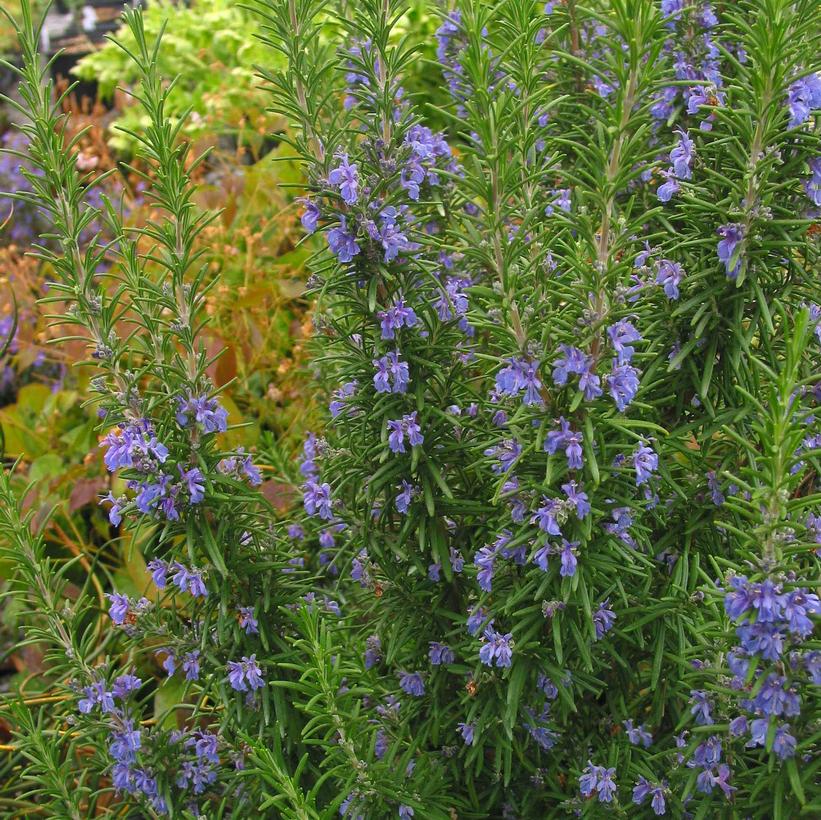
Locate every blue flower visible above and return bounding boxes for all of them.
[562,481,590,518]
[607,361,640,411]
[112,673,142,700]
[786,73,821,129]
[559,540,578,577]
[484,439,522,474]
[670,129,694,179]
[633,440,658,485]
[457,722,475,745]
[623,719,653,747]
[303,480,333,519]
[170,562,207,598]
[300,198,321,233]
[378,298,418,340]
[495,357,543,406]
[479,626,513,667]
[227,655,265,692]
[387,412,424,454]
[399,671,425,696]
[182,650,201,681]
[396,480,415,513]
[107,593,130,625]
[689,690,714,725]
[655,259,684,299]
[716,223,745,279]
[364,634,382,669]
[328,153,359,205]
[109,720,141,765]
[580,762,617,803]
[656,169,680,202]
[593,599,616,639]
[327,216,361,262]
[429,642,455,665]
[147,559,168,588]
[238,606,259,635]
[373,351,410,394]
[176,392,228,434]
[633,777,667,816]
[544,416,583,469]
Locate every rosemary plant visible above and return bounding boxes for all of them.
[0,0,819,817]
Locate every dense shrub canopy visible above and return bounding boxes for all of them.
[0,0,819,817]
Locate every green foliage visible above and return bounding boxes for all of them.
[0,0,819,817]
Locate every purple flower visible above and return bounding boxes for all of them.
[786,73,821,129]
[633,777,667,816]
[179,466,205,504]
[399,671,425,697]
[170,562,207,598]
[102,492,125,526]
[716,223,744,279]
[376,207,416,262]
[328,153,359,205]
[623,719,653,747]
[593,599,616,640]
[670,130,694,179]
[112,673,142,700]
[607,361,640,411]
[772,724,797,760]
[552,345,589,385]
[107,593,130,625]
[182,650,201,681]
[484,439,522,474]
[373,351,410,394]
[364,634,382,669]
[657,169,680,202]
[580,762,617,803]
[176,392,228,434]
[387,412,424,454]
[633,441,658,485]
[532,496,562,535]
[238,606,259,635]
[429,642,455,665]
[101,421,169,472]
[804,157,821,207]
[544,416,583,469]
[608,321,642,365]
[783,588,821,637]
[329,381,357,418]
[724,575,753,620]
[147,559,168,588]
[559,540,578,577]
[466,605,488,636]
[396,480,415,513]
[327,216,360,263]
[479,627,513,668]
[227,655,265,692]
[655,259,684,300]
[303,480,333,519]
[689,690,714,725]
[300,199,321,233]
[109,720,141,765]
[495,357,543,406]
[553,345,602,400]
[378,298,418,340]
[562,481,590,518]
[474,543,498,592]
[79,681,115,714]
[457,722,475,745]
